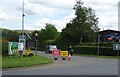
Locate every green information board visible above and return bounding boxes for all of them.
[8,42,24,55]
[8,42,18,55]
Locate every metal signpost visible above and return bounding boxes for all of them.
[97,34,100,56]
[113,44,120,58]
[21,0,26,55]
[19,35,26,50]
[35,33,38,56]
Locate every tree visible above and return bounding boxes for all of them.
[38,23,59,50]
[1,29,19,56]
[57,0,100,45]
[44,23,59,40]
[2,29,19,41]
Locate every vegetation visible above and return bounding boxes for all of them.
[56,0,100,45]
[37,23,59,50]
[77,42,116,47]
[14,30,34,34]
[2,55,53,69]
[2,39,9,56]
[58,45,118,56]
[2,29,19,42]
[1,29,19,56]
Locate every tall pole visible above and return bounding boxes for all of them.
[22,0,25,56]
[22,0,24,32]
[35,33,38,56]
[35,39,37,56]
[97,34,99,56]
[117,50,119,58]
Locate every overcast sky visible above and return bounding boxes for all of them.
[0,0,119,32]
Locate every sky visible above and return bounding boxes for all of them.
[0,0,119,32]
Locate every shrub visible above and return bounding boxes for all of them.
[57,45,118,56]
[78,42,116,47]
[72,46,117,56]
[2,39,9,56]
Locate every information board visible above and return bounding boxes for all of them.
[8,42,24,55]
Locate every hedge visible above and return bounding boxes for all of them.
[78,42,117,47]
[2,39,9,56]
[73,46,118,56]
[57,45,118,56]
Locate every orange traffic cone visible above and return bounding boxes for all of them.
[68,54,71,60]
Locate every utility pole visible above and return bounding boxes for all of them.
[22,0,25,57]
[22,0,25,32]
[35,33,38,56]
[97,34,100,56]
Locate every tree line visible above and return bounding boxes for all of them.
[2,0,100,50]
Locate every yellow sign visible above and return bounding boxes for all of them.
[60,51,68,57]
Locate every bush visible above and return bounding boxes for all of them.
[57,45,118,56]
[2,39,9,56]
[72,46,117,56]
[78,42,116,47]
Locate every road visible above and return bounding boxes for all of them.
[2,51,118,75]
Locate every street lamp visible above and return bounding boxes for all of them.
[21,0,25,58]
[35,33,38,56]
[97,34,100,56]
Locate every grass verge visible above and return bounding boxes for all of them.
[0,56,2,69]
[2,55,53,69]
[75,54,119,59]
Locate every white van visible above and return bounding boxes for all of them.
[45,45,57,54]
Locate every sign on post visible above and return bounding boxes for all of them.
[9,42,18,55]
[113,44,120,50]
[113,44,120,58]
[18,43,24,51]
[8,42,24,55]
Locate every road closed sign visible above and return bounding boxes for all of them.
[52,50,60,56]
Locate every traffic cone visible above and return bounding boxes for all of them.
[68,54,71,60]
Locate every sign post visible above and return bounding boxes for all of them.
[18,42,24,58]
[8,42,24,59]
[9,42,18,59]
[113,44,120,58]
[97,34,100,56]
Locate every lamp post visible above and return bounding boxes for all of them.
[35,33,38,56]
[97,34,100,56]
[21,0,25,58]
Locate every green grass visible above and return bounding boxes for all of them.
[75,54,119,59]
[0,56,2,69]
[2,55,53,69]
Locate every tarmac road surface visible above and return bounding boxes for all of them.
[2,51,118,75]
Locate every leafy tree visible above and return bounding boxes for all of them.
[38,23,59,41]
[57,0,100,45]
[1,29,19,56]
[38,23,59,50]
[2,29,19,41]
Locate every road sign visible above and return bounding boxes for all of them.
[9,42,18,55]
[52,49,60,56]
[113,44,120,50]
[60,51,68,57]
[8,42,24,55]
[18,43,24,51]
